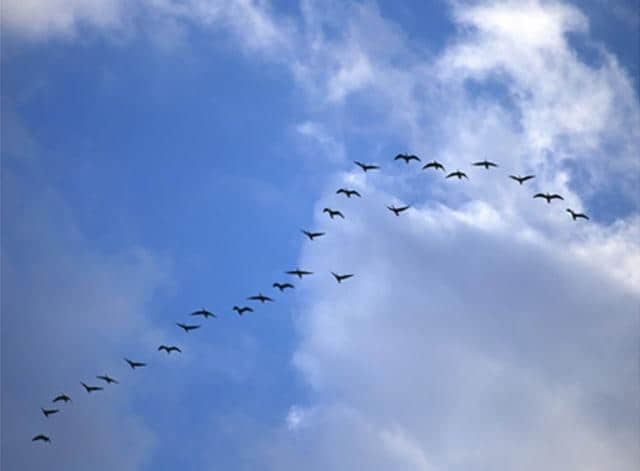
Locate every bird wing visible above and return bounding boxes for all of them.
[352,191,361,197]
[551,194,564,200]
[533,193,545,198]
[336,189,346,194]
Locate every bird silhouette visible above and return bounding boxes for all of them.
[81,382,103,393]
[422,161,445,171]
[566,208,589,220]
[158,345,182,354]
[354,161,380,172]
[273,282,294,291]
[52,394,71,404]
[473,159,498,169]
[394,153,421,163]
[233,306,253,316]
[446,170,468,179]
[323,208,344,219]
[124,358,147,369]
[301,230,326,240]
[286,269,313,278]
[534,193,564,203]
[509,175,535,185]
[176,323,200,333]
[336,188,361,198]
[41,407,59,418]
[247,293,274,303]
[32,434,51,443]
[331,272,354,283]
[96,375,118,384]
[191,308,216,318]
[387,205,410,216]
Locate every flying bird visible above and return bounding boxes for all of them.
[32,434,51,443]
[566,208,589,220]
[323,208,344,219]
[533,193,564,203]
[331,272,354,283]
[273,282,294,291]
[509,174,535,185]
[422,160,445,172]
[301,230,326,241]
[354,161,380,172]
[394,153,421,163]
[286,269,313,279]
[387,205,410,216]
[247,293,274,303]
[446,170,468,180]
[158,345,182,354]
[52,394,71,404]
[176,323,201,333]
[233,306,253,316]
[473,159,498,169]
[96,375,118,385]
[124,358,147,369]
[191,308,216,318]
[336,188,361,198]
[41,407,59,418]
[81,382,103,393]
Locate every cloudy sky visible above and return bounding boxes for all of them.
[2,0,639,469]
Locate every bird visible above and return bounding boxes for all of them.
[566,208,589,220]
[509,174,535,185]
[176,322,201,333]
[533,193,564,203]
[96,375,118,385]
[473,159,498,169]
[233,306,253,316]
[336,188,361,198]
[422,160,445,171]
[32,434,51,443]
[247,293,274,303]
[331,272,354,283]
[41,407,59,418]
[354,161,380,172]
[387,205,410,216]
[191,308,216,318]
[286,269,313,278]
[323,208,344,219]
[158,345,182,354]
[301,230,326,240]
[52,394,71,404]
[124,358,147,369]
[273,282,294,291]
[394,153,421,163]
[81,382,103,393]
[446,170,468,179]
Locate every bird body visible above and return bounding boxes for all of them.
[81,382,103,393]
[422,161,445,171]
[96,375,118,384]
[354,161,380,172]
[336,188,361,198]
[323,208,344,219]
[52,394,71,403]
[331,272,354,283]
[247,293,274,303]
[394,153,421,163]
[566,208,589,220]
[41,407,59,418]
[301,230,326,241]
[273,282,294,291]
[446,171,468,180]
[158,345,182,354]
[191,308,215,318]
[533,193,564,204]
[32,434,51,443]
[233,306,253,316]
[176,323,200,333]
[286,269,313,279]
[509,175,535,185]
[387,205,410,216]
[124,358,147,369]
[473,160,498,169]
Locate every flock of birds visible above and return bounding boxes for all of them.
[31,153,589,444]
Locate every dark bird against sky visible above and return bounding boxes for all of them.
[336,188,361,198]
[273,282,294,291]
[394,153,421,163]
[301,229,326,240]
[191,308,216,318]
[566,208,589,220]
[286,269,314,278]
[81,382,103,393]
[331,272,354,283]
[387,205,410,216]
[158,345,182,354]
[96,374,118,384]
[124,358,147,369]
[422,160,445,171]
[354,161,380,172]
[32,434,51,443]
[446,170,468,180]
[233,306,253,315]
[41,407,59,418]
[473,159,498,169]
[52,394,71,403]
[323,208,344,219]
[248,293,274,303]
[176,323,201,333]
[534,193,564,203]
[509,174,535,184]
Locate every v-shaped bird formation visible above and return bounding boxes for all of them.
[31,152,590,446]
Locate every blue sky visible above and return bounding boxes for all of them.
[2,1,639,470]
